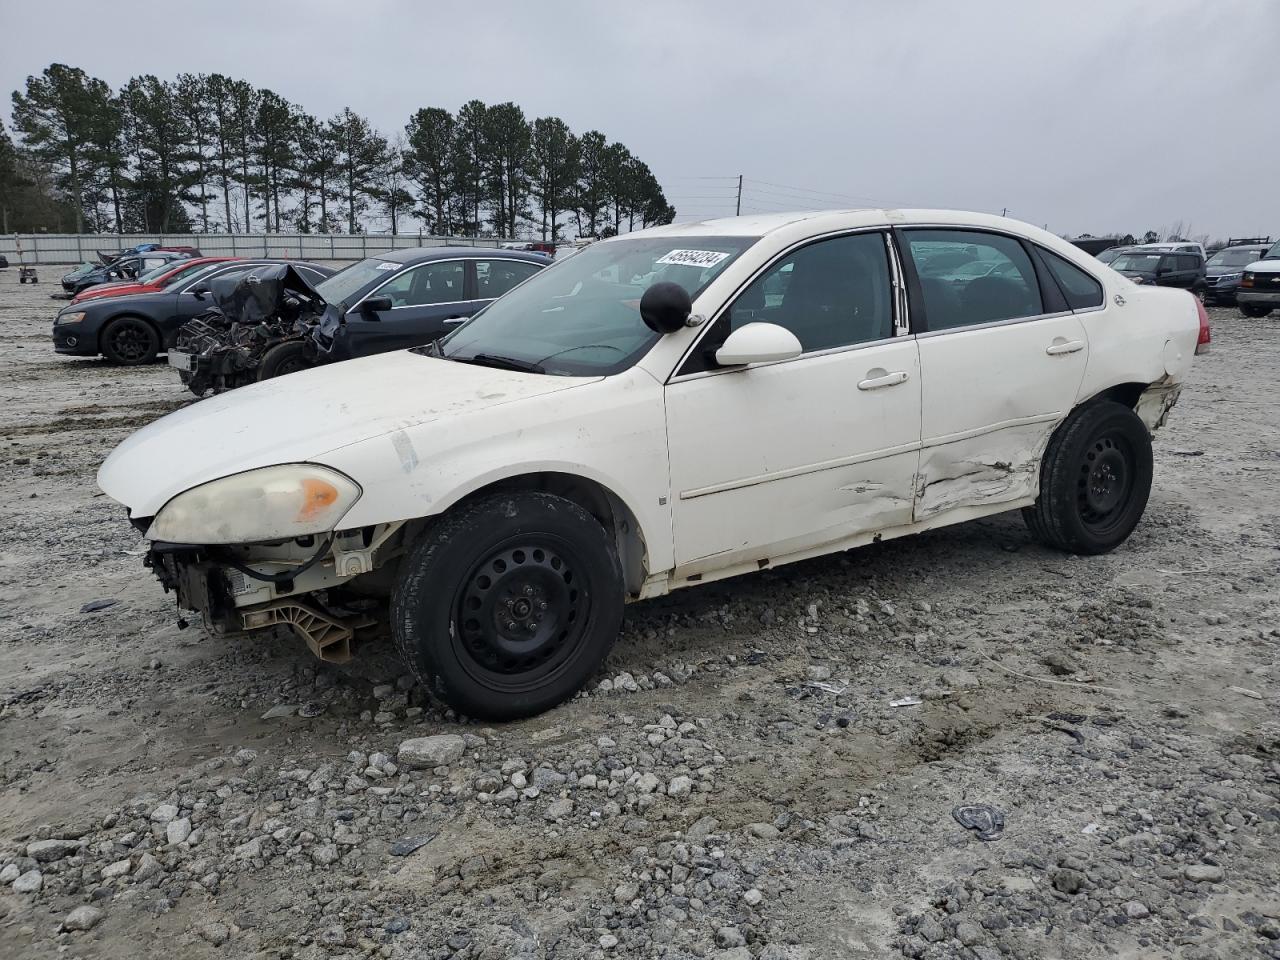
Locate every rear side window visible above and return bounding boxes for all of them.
[904,229,1042,331]
[475,259,542,299]
[1177,254,1200,271]
[1040,249,1104,309]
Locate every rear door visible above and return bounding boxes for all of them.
[345,260,470,357]
[900,228,1090,521]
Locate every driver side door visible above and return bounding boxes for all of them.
[664,231,922,578]
[345,260,470,357]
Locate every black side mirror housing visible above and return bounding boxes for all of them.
[640,282,692,334]
[361,296,392,318]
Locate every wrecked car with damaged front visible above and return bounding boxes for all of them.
[169,247,548,394]
[170,264,332,395]
[99,210,1203,720]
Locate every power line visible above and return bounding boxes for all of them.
[743,177,913,209]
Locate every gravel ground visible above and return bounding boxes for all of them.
[0,271,1277,960]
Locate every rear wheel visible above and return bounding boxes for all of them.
[257,340,313,381]
[100,316,160,365]
[392,492,625,721]
[1023,400,1153,555]
[1240,303,1272,318]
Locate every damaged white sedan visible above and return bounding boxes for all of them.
[99,210,1208,719]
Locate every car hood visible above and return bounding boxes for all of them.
[97,351,597,517]
[1117,269,1155,280]
[75,282,155,302]
[1247,259,1280,275]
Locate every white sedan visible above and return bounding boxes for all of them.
[98,210,1208,719]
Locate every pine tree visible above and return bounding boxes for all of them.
[529,117,578,243]
[403,106,455,234]
[10,63,114,231]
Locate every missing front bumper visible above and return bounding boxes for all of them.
[145,545,372,662]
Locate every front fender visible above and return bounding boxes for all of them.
[320,371,674,573]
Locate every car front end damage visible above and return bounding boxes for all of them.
[143,522,409,663]
[169,264,331,396]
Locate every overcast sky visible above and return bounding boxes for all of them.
[4,0,1277,239]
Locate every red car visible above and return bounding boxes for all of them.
[72,257,239,304]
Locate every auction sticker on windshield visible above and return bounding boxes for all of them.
[655,249,731,268]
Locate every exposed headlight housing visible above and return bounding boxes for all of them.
[56,311,86,325]
[147,464,362,544]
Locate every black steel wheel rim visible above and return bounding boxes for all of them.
[451,536,591,692]
[111,323,151,362]
[276,354,308,376]
[1076,431,1134,534]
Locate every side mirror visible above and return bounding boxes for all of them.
[361,296,392,318]
[191,284,208,299]
[640,281,691,333]
[715,322,803,367]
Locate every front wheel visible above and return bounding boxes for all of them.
[1023,400,1153,555]
[257,340,313,381]
[100,316,160,365]
[1240,303,1273,318]
[392,492,625,720]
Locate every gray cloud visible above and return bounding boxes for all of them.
[4,0,1276,239]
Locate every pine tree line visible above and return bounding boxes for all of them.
[2,63,676,239]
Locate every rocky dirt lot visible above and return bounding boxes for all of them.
[0,271,1277,960]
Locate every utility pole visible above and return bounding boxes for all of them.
[736,175,743,216]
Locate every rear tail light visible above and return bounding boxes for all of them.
[1194,294,1210,355]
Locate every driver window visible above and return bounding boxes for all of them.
[726,232,893,352]
[375,261,466,307]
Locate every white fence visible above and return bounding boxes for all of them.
[0,232,513,265]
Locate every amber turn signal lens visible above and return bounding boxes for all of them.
[298,478,340,520]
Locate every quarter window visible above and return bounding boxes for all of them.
[1040,248,1104,309]
[377,261,466,307]
[904,229,1043,331]
[475,259,541,299]
[724,232,894,353]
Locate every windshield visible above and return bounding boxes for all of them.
[1208,249,1263,268]
[158,260,218,288]
[314,257,396,307]
[137,261,181,283]
[440,235,756,376]
[1110,254,1163,272]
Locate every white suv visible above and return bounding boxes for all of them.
[99,210,1205,719]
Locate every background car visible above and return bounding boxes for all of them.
[308,247,547,363]
[72,256,239,304]
[1109,250,1206,291]
[64,251,192,295]
[1237,239,1280,317]
[53,260,333,364]
[1096,245,1134,265]
[1203,243,1270,305]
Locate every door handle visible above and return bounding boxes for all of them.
[857,370,909,391]
[1045,339,1084,356]
[443,316,467,324]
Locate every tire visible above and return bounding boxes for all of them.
[1240,304,1272,318]
[1023,400,1153,555]
[257,340,313,381]
[392,491,625,721]
[100,316,160,365]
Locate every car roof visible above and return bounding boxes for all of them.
[375,246,548,266]
[1212,243,1269,253]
